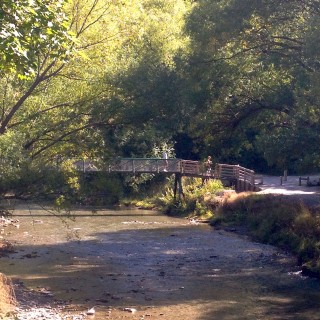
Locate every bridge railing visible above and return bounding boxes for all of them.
[181,160,203,176]
[108,158,182,174]
[108,158,209,176]
[71,158,256,189]
[215,163,255,185]
[72,159,100,172]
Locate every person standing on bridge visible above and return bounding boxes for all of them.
[163,151,168,172]
[205,156,213,175]
[202,155,213,185]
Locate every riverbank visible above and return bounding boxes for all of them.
[211,190,320,278]
[0,204,319,319]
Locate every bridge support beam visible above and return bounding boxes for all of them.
[174,173,184,200]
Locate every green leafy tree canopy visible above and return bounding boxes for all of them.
[0,0,73,78]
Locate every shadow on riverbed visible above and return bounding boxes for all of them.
[1,213,320,319]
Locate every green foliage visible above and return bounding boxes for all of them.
[0,0,73,77]
[0,131,26,174]
[0,0,192,159]
[0,158,78,201]
[0,0,196,207]
[0,154,123,207]
[3,0,320,207]
[78,172,123,205]
[183,0,320,172]
[155,177,224,217]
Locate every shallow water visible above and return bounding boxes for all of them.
[1,203,320,319]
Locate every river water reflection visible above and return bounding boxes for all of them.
[1,203,320,319]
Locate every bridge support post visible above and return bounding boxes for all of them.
[174,173,184,200]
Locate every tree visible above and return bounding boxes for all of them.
[0,0,192,198]
[182,0,320,172]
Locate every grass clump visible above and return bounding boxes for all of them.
[211,193,320,278]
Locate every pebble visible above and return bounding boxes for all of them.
[123,307,137,313]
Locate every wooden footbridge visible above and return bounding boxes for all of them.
[74,158,260,197]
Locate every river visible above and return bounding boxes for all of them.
[0,202,320,319]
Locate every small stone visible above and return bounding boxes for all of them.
[123,307,137,313]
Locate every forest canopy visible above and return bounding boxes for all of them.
[1,0,320,199]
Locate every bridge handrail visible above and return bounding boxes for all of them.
[215,163,255,185]
[108,158,182,174]
[181,160,203,175]
[71,158,256,188]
